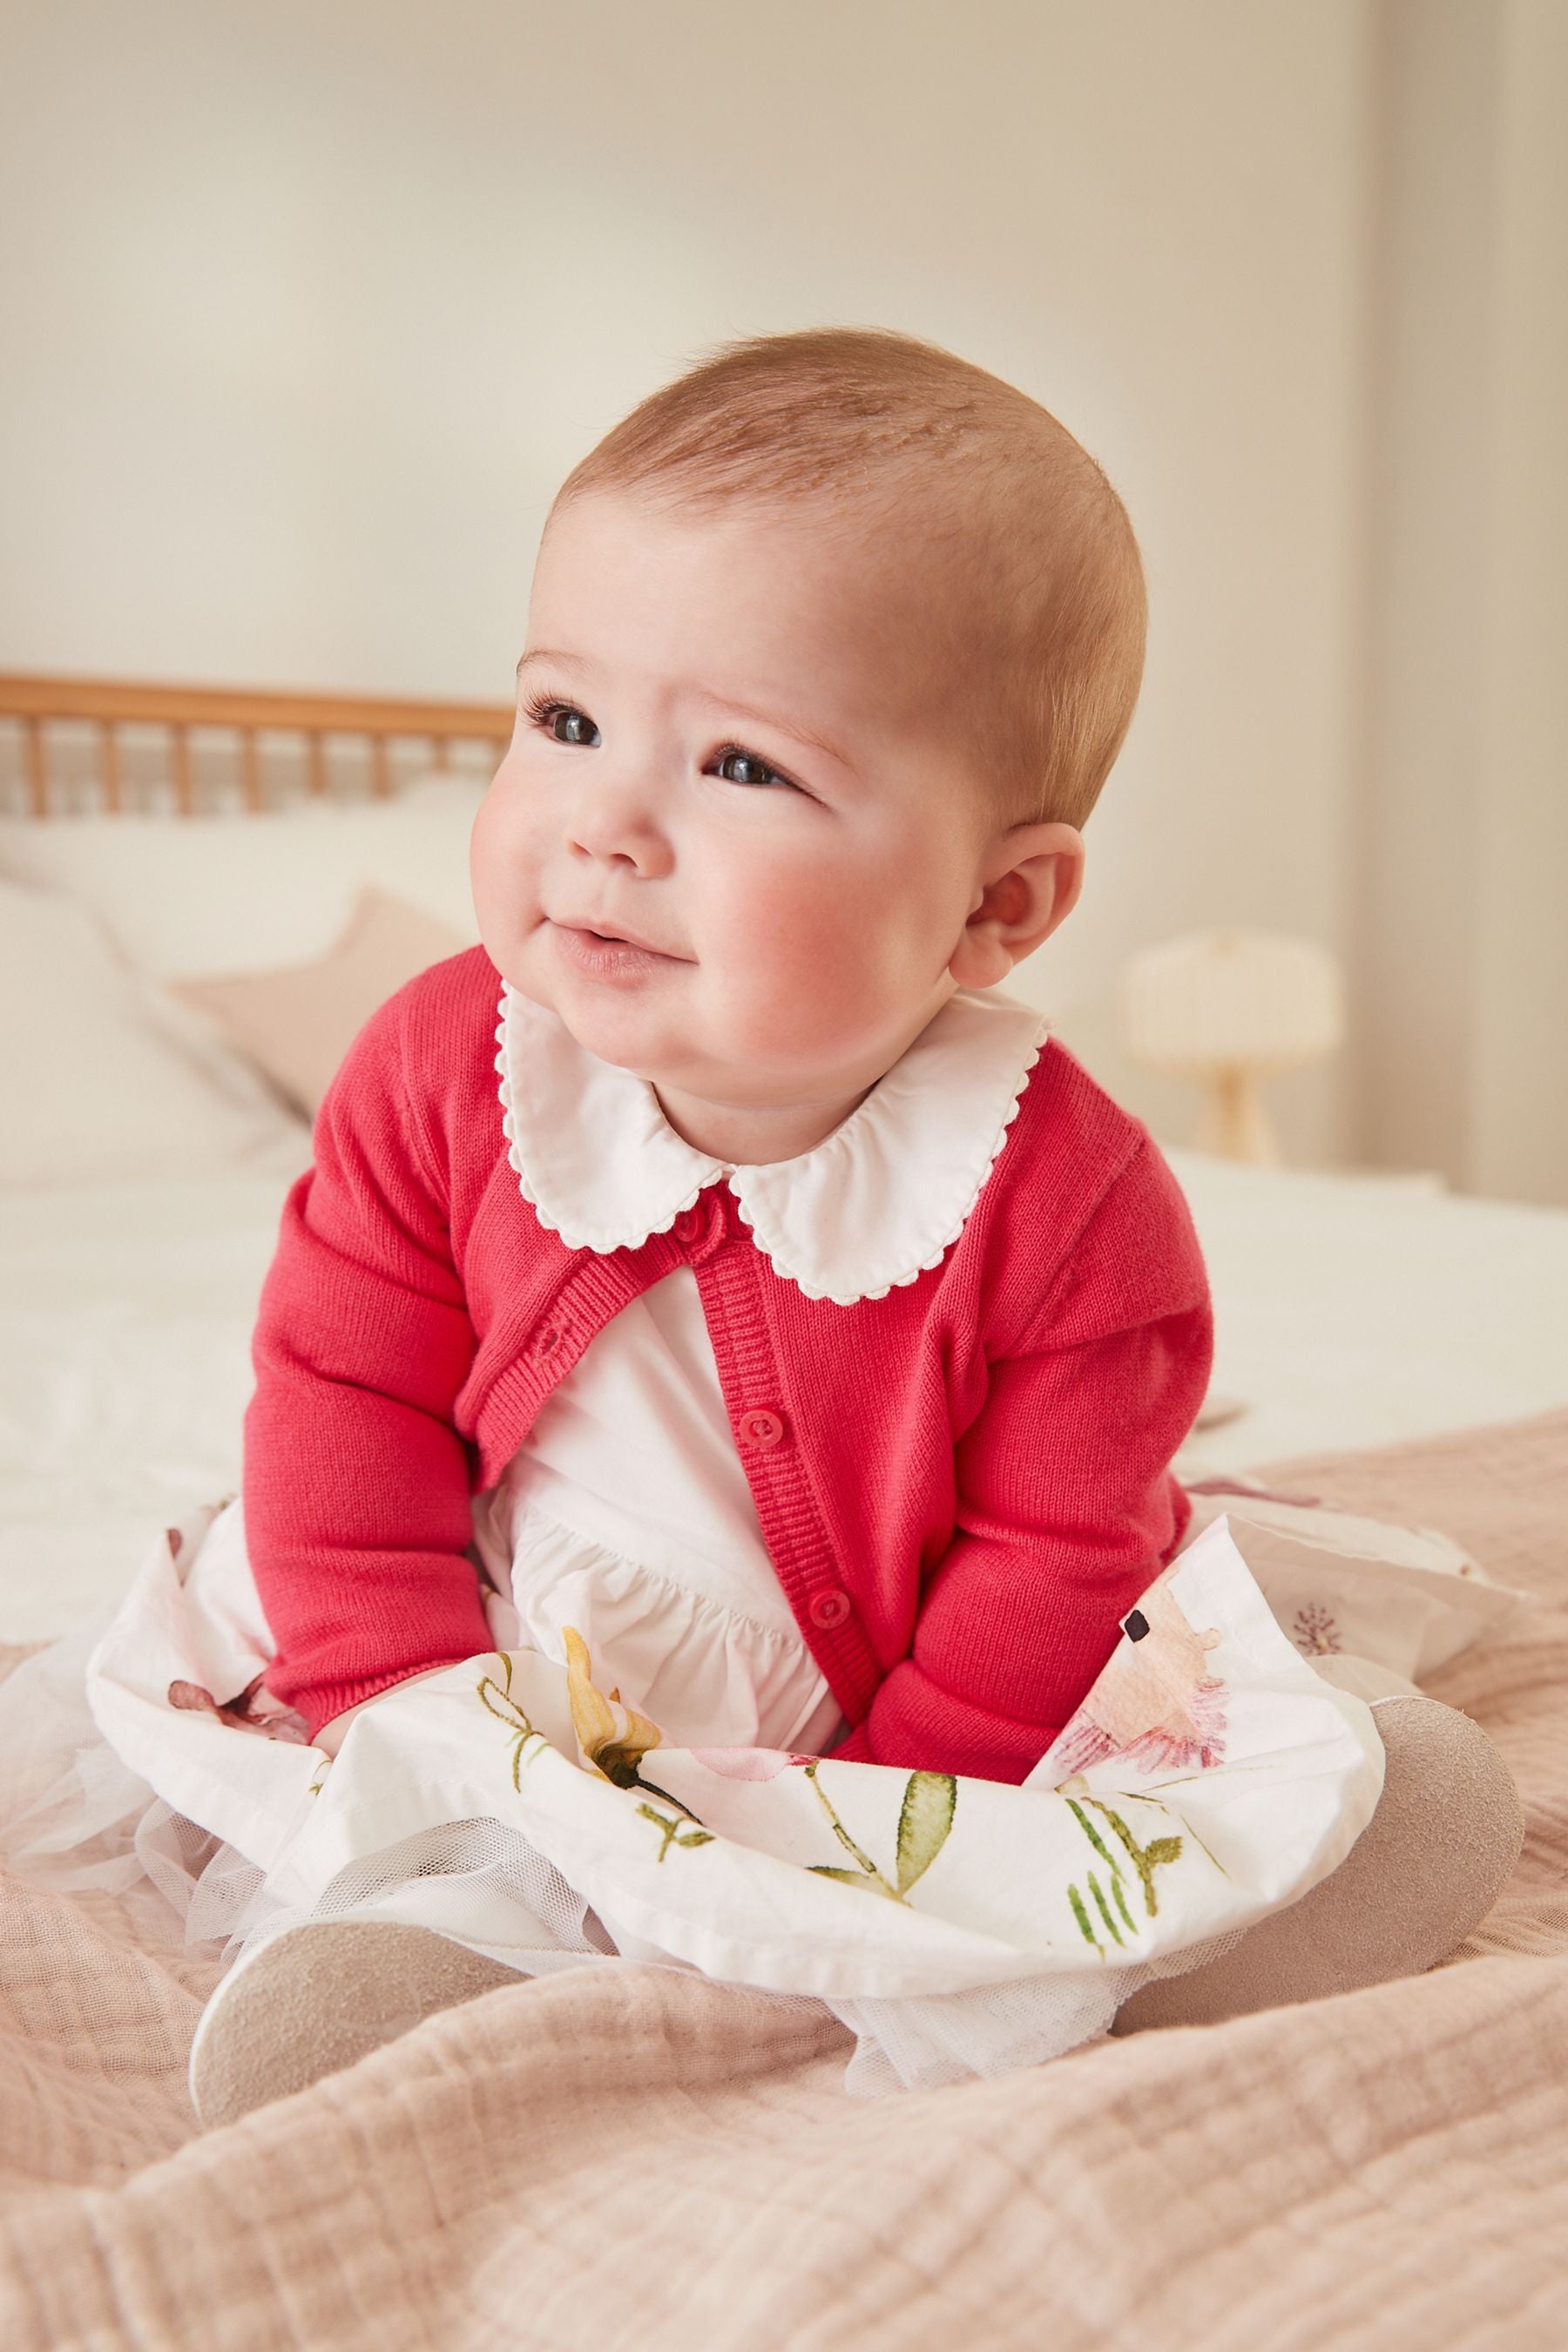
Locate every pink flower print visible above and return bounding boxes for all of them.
[1293,1602,1342,1656]
[690,1748,814,1780]
[1052,1578,1229,1777]
[164,1500,233,1583]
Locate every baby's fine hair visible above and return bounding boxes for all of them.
[555,327,1146,829]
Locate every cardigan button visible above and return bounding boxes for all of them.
[808,1587,852,1630]
[740,1408,786,1449]
[672,1206,705,1246]
[535,1325,563,1358]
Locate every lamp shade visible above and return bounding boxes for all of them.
[1123,929,1343,1079]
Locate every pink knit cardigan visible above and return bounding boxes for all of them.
[244,947,1213,1781]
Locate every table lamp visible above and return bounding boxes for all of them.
[1122,929,1343,1166]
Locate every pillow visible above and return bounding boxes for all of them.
[0,774,484,981]
[171,889,471,1116]
[0,875,307,1190]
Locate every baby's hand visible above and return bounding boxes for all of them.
[313,1664,456,1758]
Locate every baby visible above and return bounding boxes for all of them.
[249,326,1210,1784]
[13,329,1516,2120]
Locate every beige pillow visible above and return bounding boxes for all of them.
[0,775,484,980]
[172,888,470,1116]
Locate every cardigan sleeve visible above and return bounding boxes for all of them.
[831,1139,1213,1785]
[242,990,495,1739]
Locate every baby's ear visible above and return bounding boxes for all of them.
[949,821,1085,989]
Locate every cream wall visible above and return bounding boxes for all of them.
[0,1,1403,1172]
[1354,0,1568,1206]
[1470,2,1568,1206]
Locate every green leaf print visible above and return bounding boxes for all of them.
[808,1863,903,1902]
[1068,1883,1099,1949]
[476,1654,549,1790]
[1064,1798,1120,1879]
[801,1761,958,1905]
[1088,1801,1184,1919]
[1086,1870,1125,1948]
[894,1772,958,1894]
[1062,1792,1187,1923]
[636,1803,715,1862]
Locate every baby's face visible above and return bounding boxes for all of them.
[471,489,1001,1120]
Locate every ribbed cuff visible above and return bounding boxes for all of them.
[301,1650,490,1744]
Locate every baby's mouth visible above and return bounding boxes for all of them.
[551,916,690,968]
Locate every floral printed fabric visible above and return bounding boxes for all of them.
[80,1499,1392,2074]
[1177,1478,1526,1680]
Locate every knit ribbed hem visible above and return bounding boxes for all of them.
[299,1647,492,1745]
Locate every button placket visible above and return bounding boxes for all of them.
[693,1233,878,1720]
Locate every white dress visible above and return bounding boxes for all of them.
[1,987,1498,2093]
[470,1268,845,1760]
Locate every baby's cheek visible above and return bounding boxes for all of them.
[724,867,862,987]
[470,776,542,951]
[713,870,911,1055]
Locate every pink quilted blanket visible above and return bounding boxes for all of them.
[3,1410,1566,2349]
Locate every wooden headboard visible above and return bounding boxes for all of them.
[0,672,515,817]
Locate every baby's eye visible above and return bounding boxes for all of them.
[713,747,788,788]
[531,699,600,747]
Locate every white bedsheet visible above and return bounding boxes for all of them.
[1166,1150,1568,1479]
[2,1142,1565,1641]
[0,1142,310,1640]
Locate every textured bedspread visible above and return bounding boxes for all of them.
[3,1410,1566,2349]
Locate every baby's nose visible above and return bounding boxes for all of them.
[566,779,673,878]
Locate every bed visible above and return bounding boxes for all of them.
[2,674,1566,2342]
[3,1417,1565,2344]
[0,671,508,1639]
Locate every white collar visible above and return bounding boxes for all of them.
[493,983,1047,1306]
